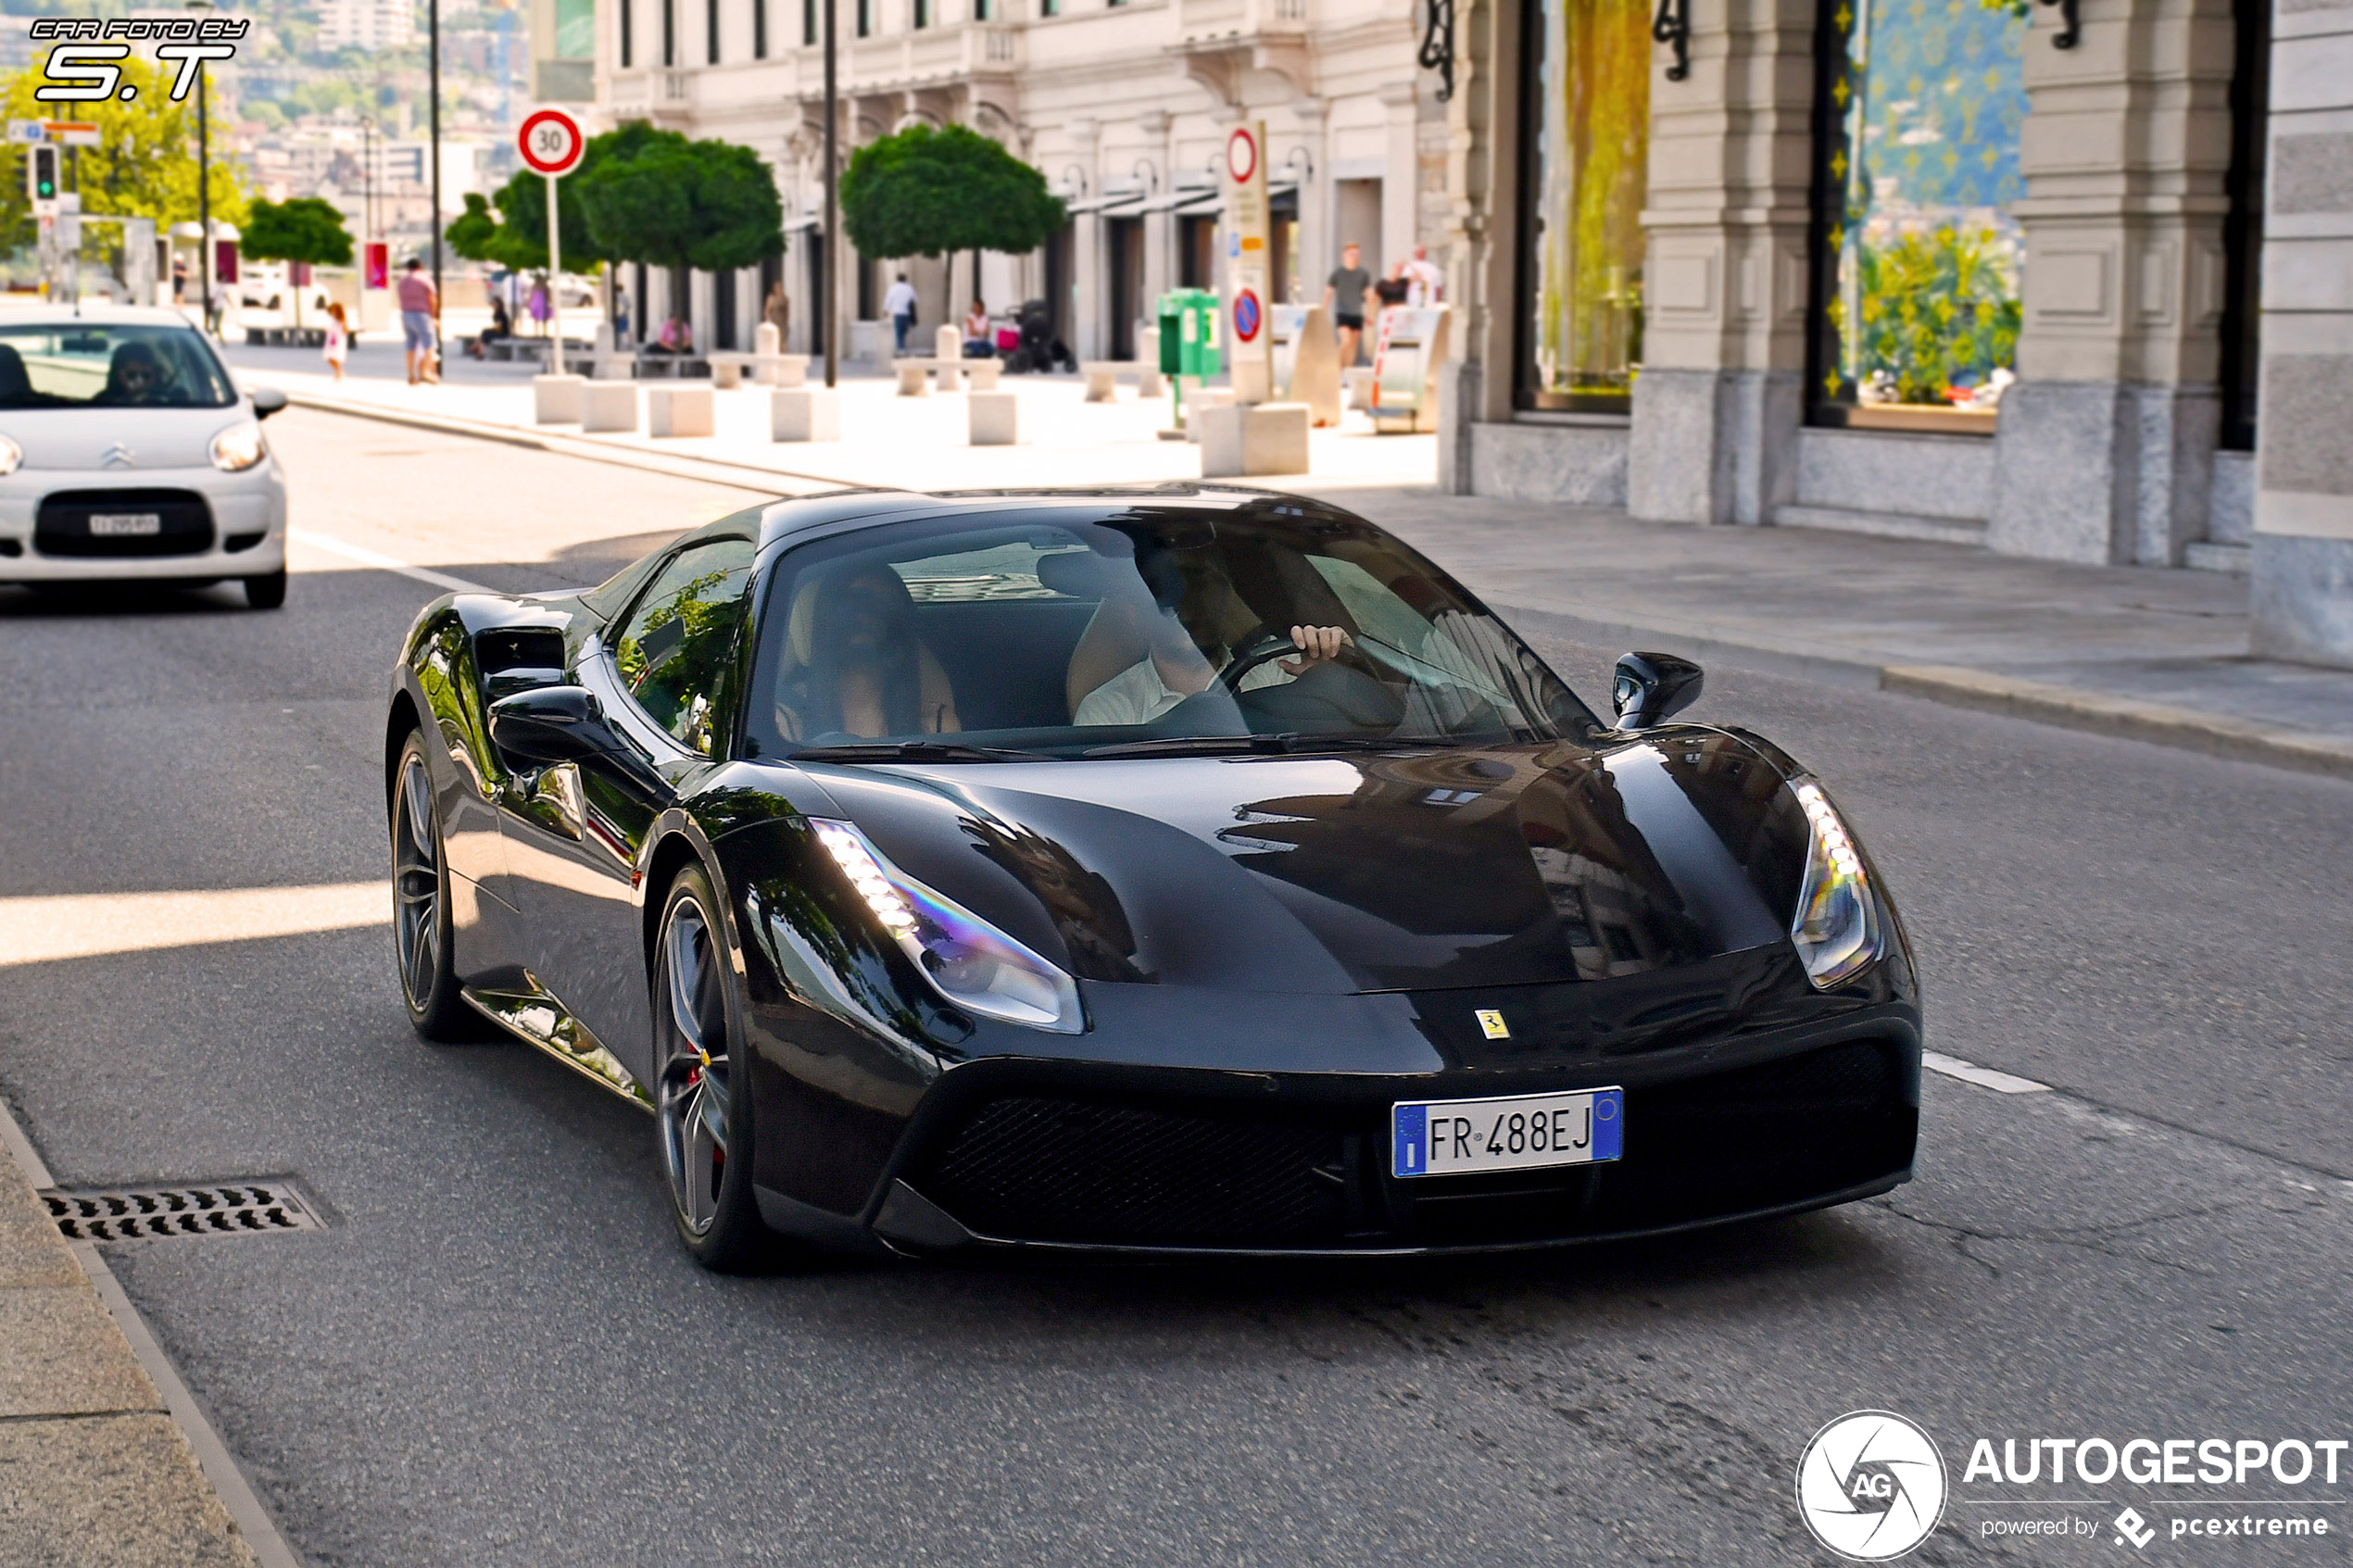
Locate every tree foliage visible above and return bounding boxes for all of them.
[241,196,353,267]
[576,131,784,272]
[839,123,1065,260]
[0,52,248,250]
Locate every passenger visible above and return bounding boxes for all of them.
[773,566,959,741]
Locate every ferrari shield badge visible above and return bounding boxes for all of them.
[1475,1009,1510,1040]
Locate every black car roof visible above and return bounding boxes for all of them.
[744,483,1327,557]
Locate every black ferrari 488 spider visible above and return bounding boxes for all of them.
[384,485,1919,1269]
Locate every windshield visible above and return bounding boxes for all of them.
[743,500,1599,759]
[0,322,238,409]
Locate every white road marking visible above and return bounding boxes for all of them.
[0,883,388,967]
[1922,1050,2053,1095]
[288,529,490,595]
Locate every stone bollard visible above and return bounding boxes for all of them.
[648,384,715,437]
[580,380,639,433]
[1198,402,1312,477]
[533,373,585,424]
[969,391,1018,445]
[773,386,840,442]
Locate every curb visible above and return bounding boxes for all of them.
[277,387,854,497]
[1879,665,2353,784]
[0,1102,305,1568]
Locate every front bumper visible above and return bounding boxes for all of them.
[0,462,286,582]
[841,1005,1921,1260]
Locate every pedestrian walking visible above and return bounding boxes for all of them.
[613,278,634,345]
[1323,242,1373,368]
[884,272,918,354]
[764,281,790,343]
[396,257,439,384]
[322,301,351,381]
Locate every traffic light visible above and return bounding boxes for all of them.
[27,145,57,211]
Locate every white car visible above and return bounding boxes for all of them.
[0,307,290,608]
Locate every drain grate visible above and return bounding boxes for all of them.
[44,1182,325,1241]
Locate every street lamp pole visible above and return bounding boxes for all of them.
[822,0,837,389]
[429,0,443,357]
[187,0,210,331]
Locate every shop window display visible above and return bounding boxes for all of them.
[1811,0,2031,429]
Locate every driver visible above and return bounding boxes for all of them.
[1073,543,1353,726]
[97,341,174,405]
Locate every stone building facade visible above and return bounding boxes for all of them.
[1433,0,2351,662]
[591,0,1448,368]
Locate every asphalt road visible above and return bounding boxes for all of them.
[2,408,2347,1567]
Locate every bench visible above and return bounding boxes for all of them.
[1080,359,1165,402]
[242,324,326,347]
[708,351,809,389]
[635,351,710,379]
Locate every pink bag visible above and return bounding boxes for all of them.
[996,326,1020,351]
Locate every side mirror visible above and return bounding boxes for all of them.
[250,386,288,420]
[490,684,621,765]
[1611,651,1704,730]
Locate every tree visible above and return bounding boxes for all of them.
[838,123,1064,263]
[575,132,783,273]
[0,51,248,254]
[241,197,352,328]
[447,191,538,272]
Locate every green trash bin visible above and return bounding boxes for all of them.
[1157,288,1222,425]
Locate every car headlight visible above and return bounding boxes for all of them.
[208,421,266,472]
[0,435,19,476]
[1789,781,1884,988]
[811,819,1085,1034]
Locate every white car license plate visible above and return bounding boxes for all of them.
[88,513,163,536]
[1391,1087,1623,1178]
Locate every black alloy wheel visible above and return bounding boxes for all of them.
[392,732,476,1040]
[653,864,774,1270]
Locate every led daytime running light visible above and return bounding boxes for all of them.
[1789,781,1884,988]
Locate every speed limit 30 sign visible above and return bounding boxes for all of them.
[518,107,585,178]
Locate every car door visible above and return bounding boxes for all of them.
[497,536,760,1086]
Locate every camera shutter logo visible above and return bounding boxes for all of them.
[1795,1411,1947,1561]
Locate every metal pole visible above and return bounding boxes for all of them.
[822,0,837,389]
[196,62,210,332]
[429,0,443,361]
[547,174,564,376]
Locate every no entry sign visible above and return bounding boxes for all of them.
[518,107,585,178]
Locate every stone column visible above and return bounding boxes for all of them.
[1624,0,1816,526]
[1291,96,1330,306]
[1380,81,1418,273]
[1986,0,2236,565]
[1139,110,1172,319]
[2251,0,2353,665]
[1070,117,1103,362]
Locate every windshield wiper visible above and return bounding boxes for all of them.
[1082,733,1466,759]
[787,741,1054,763]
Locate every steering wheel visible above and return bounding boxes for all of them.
[1217,629,1306,694]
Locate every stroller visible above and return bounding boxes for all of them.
[1001,299,1076,374]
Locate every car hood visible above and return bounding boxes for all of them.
[794,732,1811,996]
[0,405,248,471]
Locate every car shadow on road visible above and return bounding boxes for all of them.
[0,583,254,618]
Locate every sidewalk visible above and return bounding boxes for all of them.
[233,341,2353,784]
[0,1111,273,1565]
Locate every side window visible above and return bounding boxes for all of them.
[610,538,758,754]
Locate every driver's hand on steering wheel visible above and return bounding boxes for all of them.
[1279,624,1353,675]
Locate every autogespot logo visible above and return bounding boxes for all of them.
[1797,1411,1950,1561]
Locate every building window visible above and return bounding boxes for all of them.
[752,0,767,56]
[914,0,929,24]
[707,0,720,61]
[2218,0,2269,452]
[1040,0,1058,16]
[803,0,816,44]
[856,0,870,35]
[661,0,675,65]
[975,0,989,18]
[621,0,634,67]
[1808,0,2029,432]
[1514,0,1649,413]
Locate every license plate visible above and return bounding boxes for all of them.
[87,513,163,536]
[1391,1087,1623,1178]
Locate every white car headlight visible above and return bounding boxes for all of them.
[1789,781,1884,988]
[208,421,266,472]
[0,435,19,476]
[812,818,1085,1034]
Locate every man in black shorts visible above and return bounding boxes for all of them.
[1324,242,1373,368]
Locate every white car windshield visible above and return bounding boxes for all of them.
[742,501,1600,759]
[0,322,237,409]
